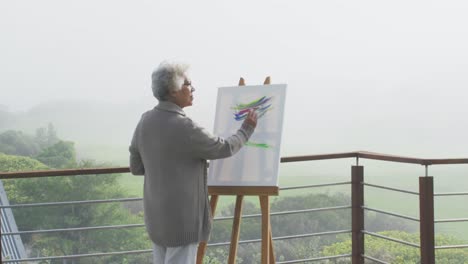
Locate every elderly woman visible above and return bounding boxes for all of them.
[129,62,257,264]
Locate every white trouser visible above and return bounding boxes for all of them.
[153,243,198,264]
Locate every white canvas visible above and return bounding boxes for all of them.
[208,84,287,186]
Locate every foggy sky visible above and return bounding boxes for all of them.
[1,0,468,157]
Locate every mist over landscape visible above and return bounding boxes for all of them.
[1,1,468,262]
[2,1,468,161]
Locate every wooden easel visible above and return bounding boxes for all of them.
[196,77,279,264]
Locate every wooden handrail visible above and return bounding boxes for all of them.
[0,167,130,179]
[1,151,468,179]
[280,152,357,162]
[280,151,468,165]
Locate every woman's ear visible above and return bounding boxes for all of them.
[168,89,179,101]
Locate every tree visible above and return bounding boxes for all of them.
[322,231,468,263]
[35,141,76,169]
[1,154,150,263]
[34,123,59,150]
[0,130,41,157]
[34,127,48,149]
[0,152,48,173]
[206,193,419,263]
[206,193,352,263]
[0,125,61,158]
[0,105,14,130]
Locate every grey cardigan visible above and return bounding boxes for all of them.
[129,101,254,247]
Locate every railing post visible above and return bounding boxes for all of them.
[352,166,364,264]
[1,208,2,264]
[419,176,435,264]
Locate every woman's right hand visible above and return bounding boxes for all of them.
[243,110,258,128]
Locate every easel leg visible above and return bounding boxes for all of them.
[197,195,219,264]
[210,195,220,218]
[260,196,270,264]
[269,228,275,263]
[228,195,244,264]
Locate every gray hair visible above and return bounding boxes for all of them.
[151,62,189,101]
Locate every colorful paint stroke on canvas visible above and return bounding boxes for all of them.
[245,141,273,149]
[232,96,274,149]
[232,96,273,121]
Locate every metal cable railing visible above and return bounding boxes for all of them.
[435,244,468,250]
[2,229,354,263]
[0,176,352,264]
[434,218,468,223]
[276,254,352,263]
[1,182,354,263]
[363,255,390,264]
[1,151,468,263]
[363,183,419,196]
[279,181,351,191]
[0,181,349,210]
[433,190,468,251]
[0,181,351,239]
[2,249,154,263]
[1,205,351,237]
[362,231,420,248]
[208,230,352,247]
[435,191,468,196]
[363,206,420,222]
[215,205,351,221]
[0,197,142,209]
[2,223,145,236]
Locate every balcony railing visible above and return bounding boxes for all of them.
[1,151,468,263]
